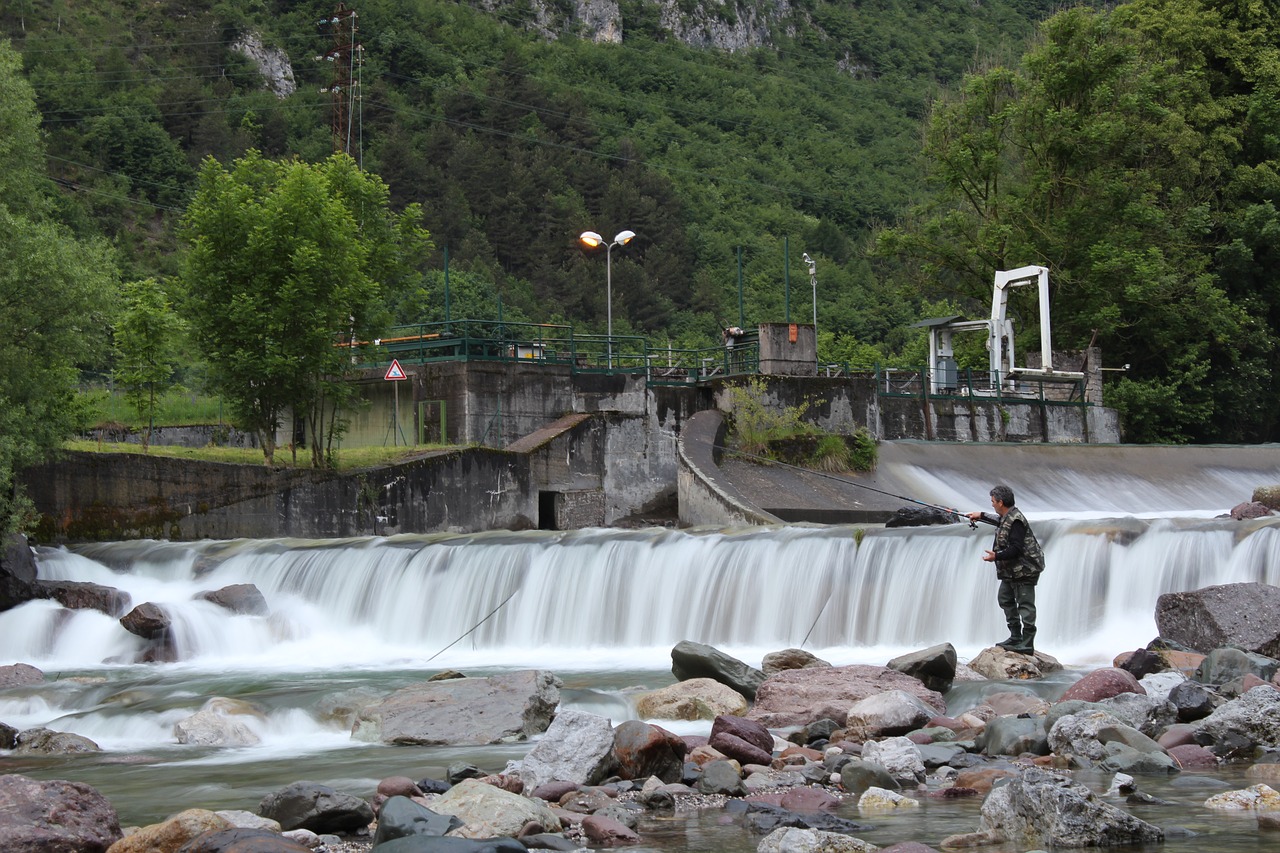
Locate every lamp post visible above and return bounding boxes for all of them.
[579,229,635,367]
[802,252,817,363]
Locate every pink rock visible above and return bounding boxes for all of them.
[1167,744,1218,770]
[1058,668,1145,703]
[582,814,640,846]
[778,787,841,813]
[747,665,946,728]
[1157,724,1199,749]
[376,776,421,797]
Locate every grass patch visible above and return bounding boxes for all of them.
[81,387,227,429]
[63,440,452,471]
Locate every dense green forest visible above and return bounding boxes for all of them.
[3,0,1280,530]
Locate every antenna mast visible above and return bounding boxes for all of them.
[318,3,363,166]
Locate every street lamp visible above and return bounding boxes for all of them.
[802,252,817,361]
[579,229,635,367]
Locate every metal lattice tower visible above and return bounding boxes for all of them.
[318,3,362,165]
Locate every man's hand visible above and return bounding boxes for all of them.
[982,549,996,562]
[966,511,982,521]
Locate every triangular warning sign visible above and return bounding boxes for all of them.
[384,359,407,381]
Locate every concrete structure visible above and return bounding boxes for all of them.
[27,361,1121,541]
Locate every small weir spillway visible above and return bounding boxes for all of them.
[3,452,1280,845]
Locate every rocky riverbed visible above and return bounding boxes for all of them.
[3,583,1280,852]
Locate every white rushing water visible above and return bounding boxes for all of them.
[5,517,1280,674]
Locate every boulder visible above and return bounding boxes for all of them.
[1155,582,1280,657]
[213,811,281,832]
[1195,685,1280,748]
[695,759,746,796]
[1097,692,1176,738]
[0,534,40,612]
[352,670,560,745]
[359,838,526,852]
[857,786,920,812]
[1230,501,1273,519]
[174,827,312,851]
[1058,668,1144,703]
[979,767,1164,847]
[196,583,270,616]
[611,720,686,782]
[1204,783,1280,811]
[580,814,640,846]
[428,778,561,839]
[1194,647,1279,686]
[978,716,1048,758]
[1167,743,1218,770]
[257,781,374,834]
[0,722,16,749]
[831,758,900,794]
[966,647,1063,680]
[1115,647,1166,679]
[758,826,878,852]
[516,709,616,791]
[107,808,232,852]
[670,641,765,701]
[1254,485,1280,509]
[761,648,831,676]
[632,677,747,720]
[120,601,172,639]
[373,796,463,846]
[0,773,123,851]
[1137,670,1187,702]
[1098,742,1178,775]
[41,580,132,617]
[1168,680,1220,722]
[747,665,945,729]
[174,698,264,747]
[859,737,925,784]
[13,727,100,755]
[844,690,936,741]
[886,643,957,694]
[0,663,44,689]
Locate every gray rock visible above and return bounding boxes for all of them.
[13,727,100,754]
[1195,685,1280,748]
[1099,742,1178,775]
[373,796,462,846]
[979,716,1049,758]
[1155,582,1280,657]
[367,837,527,852]
[845,689,936,740]
[1194,647,1279,686]
[633,677,747,720]
[0,534,40,612]
[671,640,765,700]
[196,583,270,616]
[352,670,560,745]
[762,648,832,676]
[860,736,926,783]
[41,580,132,616]
[176,826,311,851]
[757,826,879,852]
[517,709,616,791]
[257,781,374,833]
[174,705,262,747]
[1048,711,1126,764]
[120,601,172,639]
[832,758,900,794]
[979,767,1164,847]
[1098,692,1176,737]
[887,642,958,694]
[696,758,747,796]
[0,773,123,851]
[428,778,561,839]
[0,663,44,689]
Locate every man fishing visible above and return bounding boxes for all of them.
[967,485,1044,656]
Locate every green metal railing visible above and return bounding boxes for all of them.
[349,320,761,385]
[876,366,1087,405]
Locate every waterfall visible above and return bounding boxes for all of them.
[7,517,1279,672]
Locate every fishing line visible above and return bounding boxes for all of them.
[425,587,520,663]
[704,441,996,527]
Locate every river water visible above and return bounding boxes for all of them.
[3,514,1280,850]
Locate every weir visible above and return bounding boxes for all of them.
[8,514,1280,673]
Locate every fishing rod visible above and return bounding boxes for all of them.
[425,587,520,663]
[706,441,997,528]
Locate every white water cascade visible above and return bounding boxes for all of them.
[7,517,1280,673]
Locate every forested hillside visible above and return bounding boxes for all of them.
[0,0,1058,348]
[3,0,1279,463]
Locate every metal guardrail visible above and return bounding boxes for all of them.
[877,366,1087,405]
[346,320,761,385]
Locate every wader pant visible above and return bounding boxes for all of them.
[998,579,1037,653]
